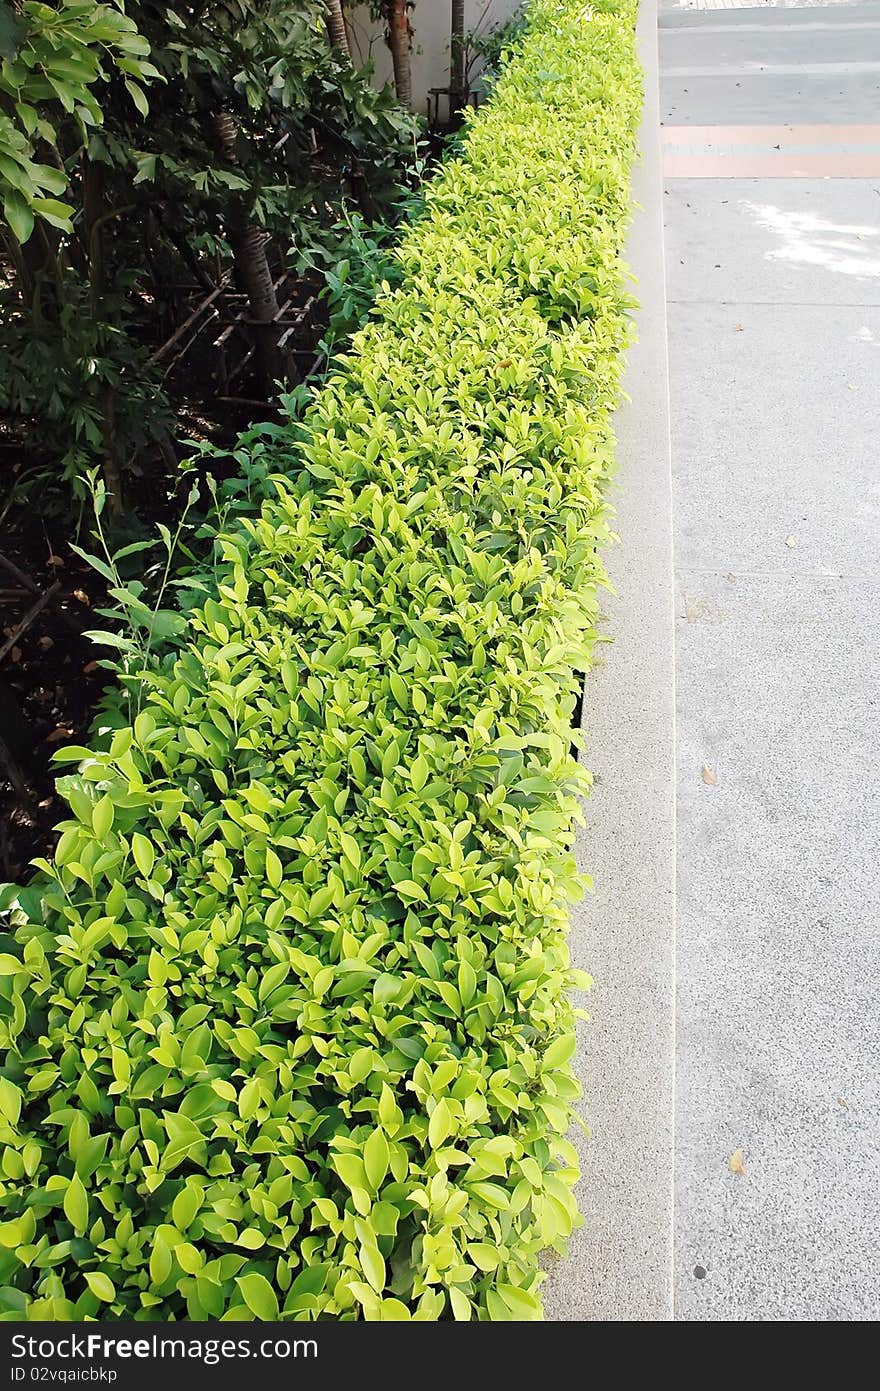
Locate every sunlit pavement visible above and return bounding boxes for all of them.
[663,0,880,1321]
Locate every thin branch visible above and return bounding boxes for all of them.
[0,551,41,597]
[0,583,61,667]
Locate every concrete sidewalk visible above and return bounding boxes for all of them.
[543,0,677,1323]
[663,0,880,1322]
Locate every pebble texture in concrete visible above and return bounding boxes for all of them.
[669,300,880,577]
[664,1,880,1321]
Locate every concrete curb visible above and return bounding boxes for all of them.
[543,0,677,1322]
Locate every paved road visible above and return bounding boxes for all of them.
[662,1,880,1321]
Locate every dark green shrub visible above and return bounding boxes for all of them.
[0,0,641,1321]
[0,0,420,512]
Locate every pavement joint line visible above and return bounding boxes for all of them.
[675,569,880,579]
[664,0,879,9]
[665,60,880,72]
[662,152,880,173]
[661,122,880,141]
[662,22,880,30]
[663,143,880,151]
[667,298,880,306]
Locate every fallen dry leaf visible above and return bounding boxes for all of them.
[785,535,798,548]
[701,765,717,786]
[684,596,709,623]
[83,660,100,675]
[72,589,90,605]
[729,1148,746,1176]
[837,1097,848,1108]
[45,727,73,744]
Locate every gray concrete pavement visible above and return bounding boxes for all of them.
[664,1,880,1321]
[663,71,880,124]
[669,299,880,576]
[661,1,880,123]
[665,180,880,304]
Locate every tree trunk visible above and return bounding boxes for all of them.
[230,224,279,325]
[450,0,466,121]
[324,0,351,59]
[318,12,379,219]
[385,1,412,108]
[214,110,287,393]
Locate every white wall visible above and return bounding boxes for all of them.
[346,1,522,120]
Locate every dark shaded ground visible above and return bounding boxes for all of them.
[0,518,111,881]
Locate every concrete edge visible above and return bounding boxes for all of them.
[543,0,677,1322]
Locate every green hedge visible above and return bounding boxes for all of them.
[0,0,641,1322]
